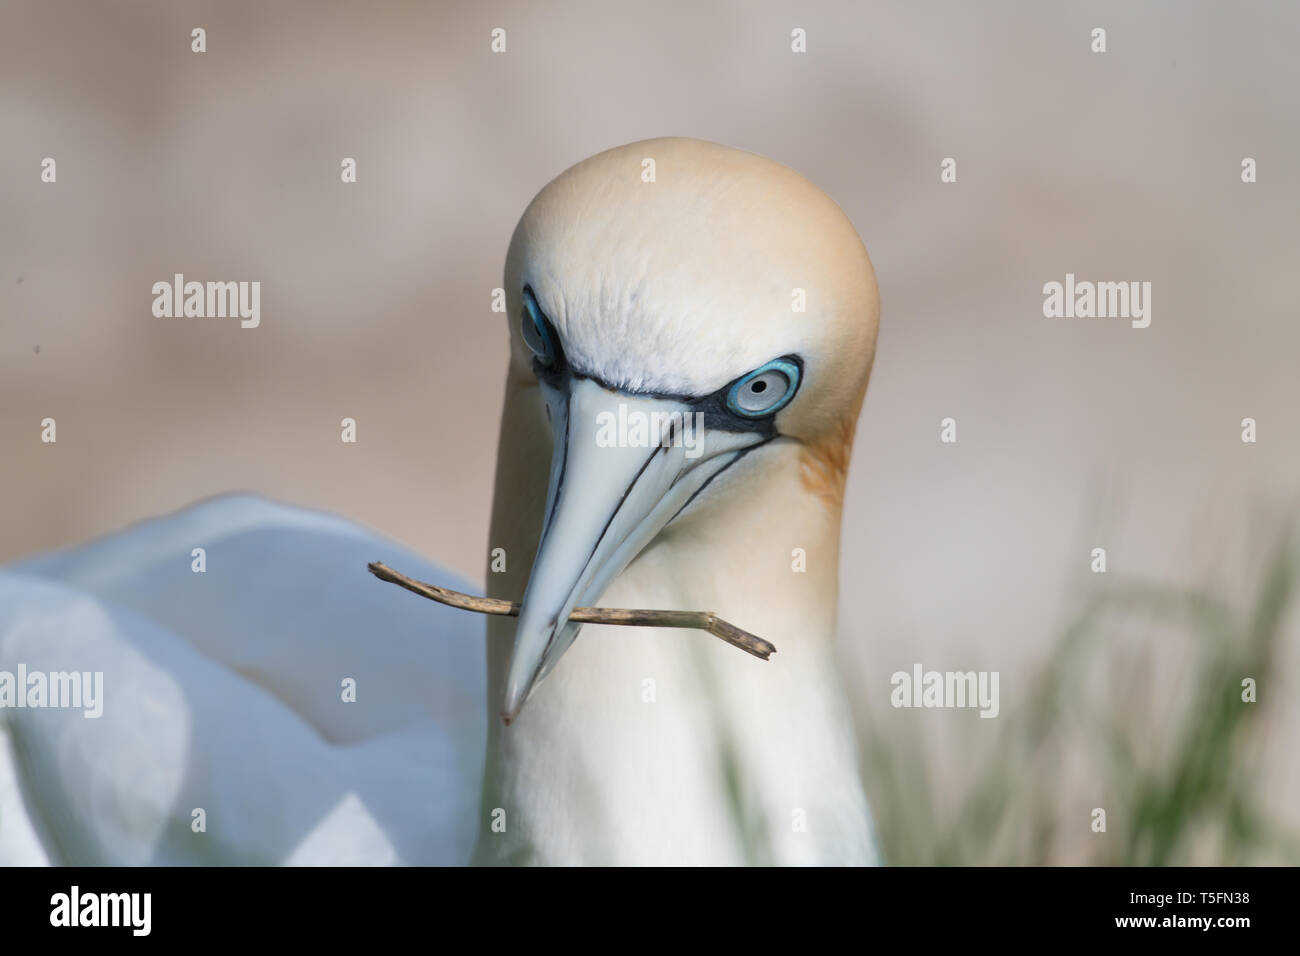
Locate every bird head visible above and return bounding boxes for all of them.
[498,137,879,721]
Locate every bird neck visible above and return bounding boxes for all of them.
[475,383,875,864]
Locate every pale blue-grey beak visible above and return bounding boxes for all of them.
[502,377,763,721]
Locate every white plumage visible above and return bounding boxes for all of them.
[0,494,485,864]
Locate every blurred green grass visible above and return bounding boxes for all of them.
[859,529,1300,866]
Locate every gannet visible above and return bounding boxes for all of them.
[0,137,879,866]
[476,137,880,864]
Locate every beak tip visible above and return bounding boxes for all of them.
[501,681,528,725]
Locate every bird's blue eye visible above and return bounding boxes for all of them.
[726,358,800,418]
[521,287,556,366]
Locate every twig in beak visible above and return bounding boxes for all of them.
[367,561,776,661]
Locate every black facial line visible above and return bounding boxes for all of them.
[542,388,571,537]
[668,436,776,525]
[575,354,803,410]
[522,289,804,434]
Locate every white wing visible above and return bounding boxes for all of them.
[0,494,486,865]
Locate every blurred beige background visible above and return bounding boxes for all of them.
[3,0,1298,858]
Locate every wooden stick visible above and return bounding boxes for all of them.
[367,561,776,661]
